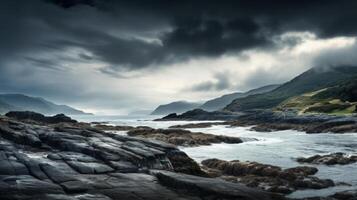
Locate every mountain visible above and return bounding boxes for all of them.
[151,84,280,115]
[151,101,201,115]
[277,79,357,115]
[200,84,280,111]
[225,66,357,112]
[0,94,90,115]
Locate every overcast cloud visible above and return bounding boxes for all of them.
[0,0,357,114]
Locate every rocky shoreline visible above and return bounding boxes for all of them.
[1,111,357,200]
[0,111,280,200]
[296,153,357,165]
[91,123,246,147]
[159,109,357,134]
[201,159,335,195]
[126,127,244,146]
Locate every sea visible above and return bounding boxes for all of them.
[71,114,357,198]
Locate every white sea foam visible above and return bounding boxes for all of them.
[71,115,357,198]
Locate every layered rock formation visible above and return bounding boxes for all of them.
[127,127,243,146]
[201,159,335,194]
[296,153,357,165]
[5,111,77,124]
[226,110,357,134]
[299,190,357,200]
[169,122,225,129]
[0,112,278,200]
[159,108,357,134]
[157,109,242,121]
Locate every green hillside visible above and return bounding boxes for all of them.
[277,79,357,115]
[224,66,357,112]
[199,84,280,111]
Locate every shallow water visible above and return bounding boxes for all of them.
[180,125,357,198]
[72,114,222,129]
[71,115,357,198]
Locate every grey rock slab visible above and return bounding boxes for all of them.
[65,153,99,163]
[105,132,177,150]
[1,175,64,195]
[93,142,144,162]
[0,150,7,160]
[74,174,115,190]
[47,153,63,160]
[125,141,166,156]
[40,163,77,183]
[109,173,158,182]
[96,151,121,162]
[9,161,29,175]
[59,180,90,193]
[22,160,48,180]
[151,170,284,200]
[67,161,114,174]
[121,144,156,159]
[0,125,27,144]
[109,161,138,173]
[96,173,195,200]
[27,194,79,200]
[75,193,112,200]
[0,160,29,175]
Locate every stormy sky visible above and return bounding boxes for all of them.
[1,0,357,114]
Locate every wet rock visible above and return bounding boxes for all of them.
[0,175,65,195]
[297,190,357,200]
[223,110,357,134]
[296,153,357,165]
[6,111,77,124]
[201,158,333,194]
[40,164,77,183]
[94,124,134,131]
[157,109,242,121]
[284,166,318,176]
[0,112,292,199]
[202,158,283,177]
[48,152,99,163]
[109,161,138,173]
[0,160,29,175]
[127,127,243,146]
[89,173,197,200]
[291,176,334,189]
[331,190,357,200]
[305,120,357,134]
[76,194,113,200]
[151,170,284,200]
[67,161,114,174]
[167,150,206,176]
[169,122,225,129]
[59,180,90,193]
[0,124,30,145]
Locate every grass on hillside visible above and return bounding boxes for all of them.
[276,87,357,115]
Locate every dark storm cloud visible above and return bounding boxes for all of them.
[189,72,232,92]
[1,0,357,72]
[24,57,66,71]
[0,0,357,103]
[55,0,357,70]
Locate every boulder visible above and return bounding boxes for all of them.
[297,153,357,165]
[127,127,243,146]
[151,170,284,200]
[5,111,77,124]
[201,158,332,194]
